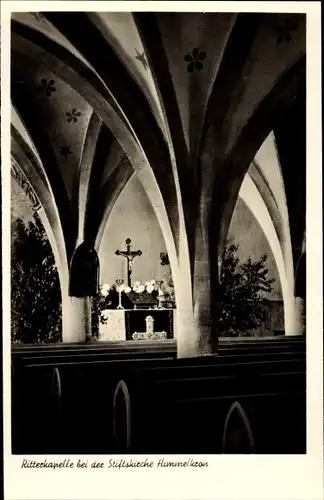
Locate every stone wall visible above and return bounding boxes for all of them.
[98,175,167,287]
[258,300,285,336]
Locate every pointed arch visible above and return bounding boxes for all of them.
[11,24,180,282]
[208,57,306,340]
[11,22,197,353]
[222,401,255,453]
[39,13,181,252]
[239,174,295,334]
[76,112,102,245]
[11,125,69,297]
[94,163,134,252]
[112,380,131,453]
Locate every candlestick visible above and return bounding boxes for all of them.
[116,278,124,310]
[156,280,164,309]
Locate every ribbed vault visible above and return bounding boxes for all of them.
[11,11,306,355]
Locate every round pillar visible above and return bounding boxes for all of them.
[183,220,215,357]
[193,258,213,355]
[173,232,200,358]
[174,263,198,358]
[290,250,306,336]
[62,296,92,343]
[63,242,99,343]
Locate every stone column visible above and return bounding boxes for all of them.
[62,295,92,343]
[294,296,306,335]
[174,244,198,358]
[188,147,220,356]
[63,242,99,343]
[191,213,215,355]
[292,251,306,336]
[193,258,213,355]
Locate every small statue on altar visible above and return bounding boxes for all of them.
[145,316,154,339]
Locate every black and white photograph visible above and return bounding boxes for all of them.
[2,2,323,499]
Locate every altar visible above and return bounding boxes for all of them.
[98,309,176,341]
[97,238,176,341]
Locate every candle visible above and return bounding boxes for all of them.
[120,259,124,281]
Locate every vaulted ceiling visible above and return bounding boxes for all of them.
[11,11,306,278]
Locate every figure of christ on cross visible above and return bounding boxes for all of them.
[115,238,142,287]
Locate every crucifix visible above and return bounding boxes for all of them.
[115,238,142,287]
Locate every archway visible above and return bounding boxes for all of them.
[95,173,177,343]
[11,25,195,353]
[206,57,305,347]
[10,12,306,354]
[235,175,292,335]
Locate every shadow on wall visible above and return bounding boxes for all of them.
[258,300,284,336]
[228,197,283,301]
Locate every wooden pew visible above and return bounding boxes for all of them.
[114,373,305,454]
[11,340,177,365]
[222,401,255,453]
[112,380,131,453]
[218,336,305,355]
[11,350,177,454]
[218,343,305,356]
[112,341,306,454]
[12,337,306,454]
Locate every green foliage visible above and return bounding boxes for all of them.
[159,252,176,304]
[91,294,101,340]
[91,286,119,339]
[10,218,274,343]
[11,213,62,343]
[216,243,275,337]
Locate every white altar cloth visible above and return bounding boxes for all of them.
[98,309,176,341]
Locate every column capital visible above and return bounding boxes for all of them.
[69,242,99,297]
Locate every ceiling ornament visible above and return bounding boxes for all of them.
[135,49,148,70]
[39,78,57,97]
[184,48,206,73]
[11,158,41,211]
[275,18,299,44]
[65,108,81,123]
[59,145,72,158]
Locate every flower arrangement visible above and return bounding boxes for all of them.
[100,280,161,297]
[100,283,132,295]
[132,280,162,297]
[92,254,177,338]
[95,280,164,323]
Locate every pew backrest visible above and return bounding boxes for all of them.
[112,380,131,453]
[222,401,255,454]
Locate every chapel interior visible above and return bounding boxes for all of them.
[10,11,306,454]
